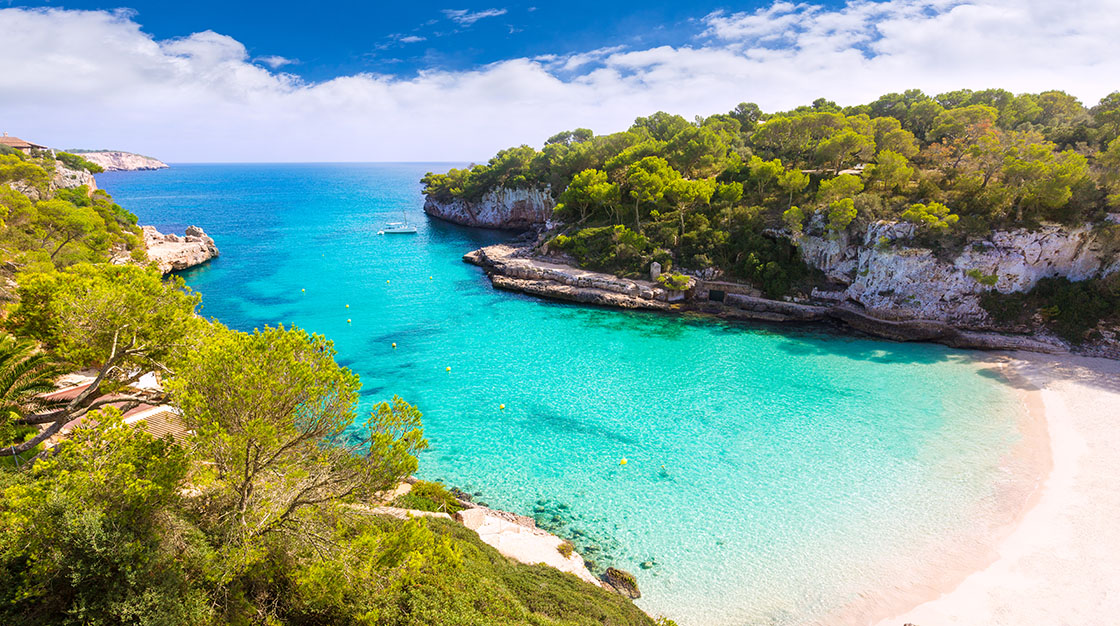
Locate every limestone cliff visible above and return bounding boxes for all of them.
[142,225,219,274]
[79,151,168,171]
[423,187,554,229]
[799,219,1120,328]
[7,160,97,201]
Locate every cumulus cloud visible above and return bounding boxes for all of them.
[442,8,508,26]
[0,2,1117,162]
[255,55,296,68]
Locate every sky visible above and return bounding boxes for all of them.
[1,0,1119,162]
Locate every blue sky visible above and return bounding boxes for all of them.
[10,1,834,78]
[1,1,1117,161]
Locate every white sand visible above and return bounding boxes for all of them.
[878,352,1120,626]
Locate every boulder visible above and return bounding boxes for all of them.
[604,567,641,599]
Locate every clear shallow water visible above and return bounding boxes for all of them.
[98,164,1023,626]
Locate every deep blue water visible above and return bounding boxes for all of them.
[97,164,1023,626]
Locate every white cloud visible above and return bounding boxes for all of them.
[398,35,426,43]
[0,3,1118,162]
[255,55,296,68]
[442,8,508,26]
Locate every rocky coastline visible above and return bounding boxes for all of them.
[465,242,1070,355]
[140,225,219,274]
[423,187,555,229]
[78,151,169,171]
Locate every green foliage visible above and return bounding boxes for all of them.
[657,272,691,291]
[902,202,959,231]
[7,263,203,372]
[55,152,104,174]
[391,480,465,514]
[981,275,1120,343]
[826,198,857,233]
[965,268,999,286]
[0,409,212,625]
[0,334,62,435]
[782,206,806,234]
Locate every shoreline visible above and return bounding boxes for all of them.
[464,243,1072,357]
[870,352,1120,625]
[819,354,1052,626]
[463,242,1120,625]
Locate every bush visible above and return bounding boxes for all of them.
[980,275,1120,343]
[391,480,466,514]
[657,272,690,290]
[56,152,104,174]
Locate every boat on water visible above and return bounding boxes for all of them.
[379,221,417,234]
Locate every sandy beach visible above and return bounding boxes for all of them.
[875,352,1120,626]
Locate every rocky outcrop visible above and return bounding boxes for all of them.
[465,244,686,309]
[142,225,219,274]
[800,220,1120,327]
[604,567,641,599]
[424,187,554,229]
[466,243,1070,354]
[7,160,97,201]
[78,151,168,171]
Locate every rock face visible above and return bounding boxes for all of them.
[604,567,641,599]
[800,220,1120,327]
[424,187,554,229]
[143,225,219,274]
[465,244,684,308]
[466,243,1069,354]
[7,160,97,201]
[78,151,168,172]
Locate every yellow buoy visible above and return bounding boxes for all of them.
[347,318,352,323]
[345,304,350,308]
[301,288,305,293]
[386,280,390,284]
[429,276,433,280]
[499,404,506,410]
[446,366,451,372]
[392,342,397,349]
[619,458,628,466]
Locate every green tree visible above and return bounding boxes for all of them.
[626,157,680,229]
[864,150,914,193]
[3,265,203,458]
[816,173,864,204]
[0,408,210,624]
[826,198,857,234]
[168,325,427,579]
[901,202,959,231]
[815,129,875,174]
[556,169,617,222]
[777,168,810,210]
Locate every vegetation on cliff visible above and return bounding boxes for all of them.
[0,149,142,274]
[0,151,660,625]
[425,88,1120,334]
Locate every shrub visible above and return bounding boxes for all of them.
[391,480,466,514]
[657,272,690,291]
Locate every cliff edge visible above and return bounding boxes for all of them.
[143,225,219,274]
[423,187,554,229]
[79,151,169,172]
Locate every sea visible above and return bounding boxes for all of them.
[97,163,1025,626]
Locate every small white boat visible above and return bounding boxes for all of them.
[379,222,417,235]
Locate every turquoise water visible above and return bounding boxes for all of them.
[98,164,1023,625]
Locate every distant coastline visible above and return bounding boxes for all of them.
[78,150,168,171]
